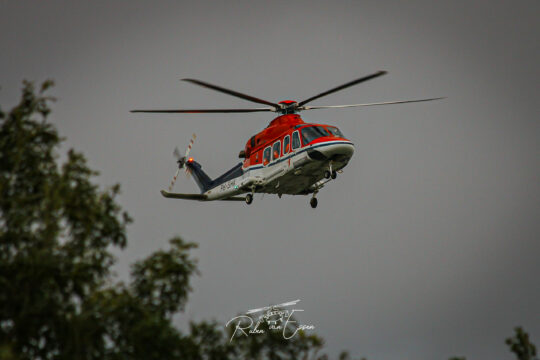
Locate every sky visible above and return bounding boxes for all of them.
[1,1,539,359]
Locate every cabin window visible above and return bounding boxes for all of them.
[272,141,281,161]
[263,147,271,165]
[301,126,329,145]
[283,135,290,155]
[327,126,345,138]
[292,131,301,150]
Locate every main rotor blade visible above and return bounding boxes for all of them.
[297,71,387,107]
[131,108,275,113]
[300,97,445,110]
[182,78,280,108]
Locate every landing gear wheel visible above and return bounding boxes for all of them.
[310,197,318,208]
[245,193,253,205]
[324,170,331,179]
[331,170,337,179]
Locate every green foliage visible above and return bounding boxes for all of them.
[506,327,538,360]
[131,237,199,317]
[0,81,199,359]
[1,80,130,359]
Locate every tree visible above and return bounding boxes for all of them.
[506,327,538,360]
[0,81,333,360]
[1,80,130,359]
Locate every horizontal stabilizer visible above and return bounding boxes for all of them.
[161,190,207,200]
[160,190,246,202]
[218,196,246,201]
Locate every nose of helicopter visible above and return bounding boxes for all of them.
[307,140,354,161]
[325,141,354,160]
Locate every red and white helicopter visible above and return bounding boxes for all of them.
[132,71,442,208]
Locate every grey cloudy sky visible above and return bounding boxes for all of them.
[1,1,539,359]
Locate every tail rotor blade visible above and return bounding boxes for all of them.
[169,134,196,190]
[184,133,196,159]
[173,146,181,160]
[169,168,181,192]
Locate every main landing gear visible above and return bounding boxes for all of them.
[310,190,319,208]
[245,186,256,205]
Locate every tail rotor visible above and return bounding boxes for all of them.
[168,133,197,191]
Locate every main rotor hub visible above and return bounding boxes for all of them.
[278,100,298,114]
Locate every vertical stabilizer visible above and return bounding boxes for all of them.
[186,161,213,193]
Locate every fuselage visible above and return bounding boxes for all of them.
[201,114,355,200]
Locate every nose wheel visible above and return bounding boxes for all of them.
[324,170,337,179]
[324,162,338,180]
[245,193,253,205]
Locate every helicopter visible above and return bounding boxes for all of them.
[132,71,442,208]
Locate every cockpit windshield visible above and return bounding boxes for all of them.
[327,126,345,138]
[301,126,330,145]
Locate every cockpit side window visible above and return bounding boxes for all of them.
[283,135,290,155]
[292,130,301,150]
[263,147,271,166]
[327,126,345,138]
[301,126,330,145]
[272,141,281,161]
